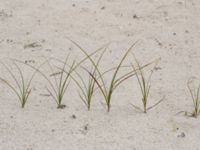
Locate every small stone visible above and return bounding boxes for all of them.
[57,104,66,109]
[101,6,105,10]
[178,132,185,138]
[84,124,89,130]
[51,129,55,132]
[71,114,76,119]
[133,14,138,19]
[41,39,46,43]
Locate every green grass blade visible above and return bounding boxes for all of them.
[15,59,59,99]
[47,60,59,89]
[69,39,108,94]
[60,61,75,97]
[58,54,70,93]
[46,87,59,105]
[13,62,25,96]
[132,64,144,96]
[0,77,21,101]
[85,68,107,100]
[0,62,23,95]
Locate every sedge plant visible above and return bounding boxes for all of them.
[17,47,103,109]
[187,78,200,117]
[46,56,75,109]
[131,55,161,113]
[0,60,45,108]
[19,56,82,109]
[62,45,141,111]
[15,57,72,109]
[68,48,106,111]
[70,40,141,112]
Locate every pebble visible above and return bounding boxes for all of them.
[177,132,185,138]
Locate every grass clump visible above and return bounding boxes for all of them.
[131,55,162,113]
[18,47,102,109]
[0,61,44,108]
[19,56,77,109]
[69,48,107,111]
[23,56,82,109]
[187,78,200,117]
[70,40,140,112]
[47,55,75,109]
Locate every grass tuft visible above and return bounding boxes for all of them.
[47,55,75,109]
[69,48,107,110]
[16,46,102,109]
[70,40,140,112]
[16,56,76,109]
[0,60,45,108]
[131,55,162,113]
[187,78,200,118]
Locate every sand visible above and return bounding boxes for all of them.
[0,0,200,150]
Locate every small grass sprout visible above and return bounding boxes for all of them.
[0,60,44,108]
[187,78,200,118]
[47,55,75,109]
[131,55,162,113]
[69,48,107,110]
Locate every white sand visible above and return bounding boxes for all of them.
[0,0,200,150]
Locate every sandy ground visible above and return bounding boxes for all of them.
[0,0,200,150]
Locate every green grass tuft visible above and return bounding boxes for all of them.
[131,55,162,113]
[187,78,200,118]
[68,48,107,110]
[16,47,102,109]
[0,60,45,108]
[70,40,140,112]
